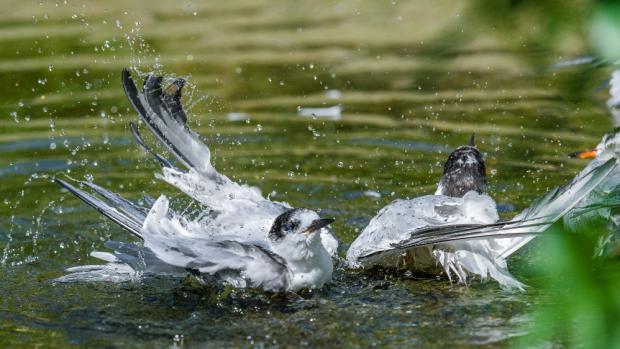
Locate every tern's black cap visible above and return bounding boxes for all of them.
[438,145,486,197]
[269,209,301,240]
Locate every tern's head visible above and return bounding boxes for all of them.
[437,134,486,198]
[268,208,335,243]
[269,208,335,291]
[569,128,620,160]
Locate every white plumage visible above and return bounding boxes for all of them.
[347,144,617,289]
[55,70,336,292]
[562,70,620,251]
[607,69,620,126]
[346,191,528,288]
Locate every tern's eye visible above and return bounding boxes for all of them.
[287,220,300,231]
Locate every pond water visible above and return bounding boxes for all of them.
[0,1,614,347]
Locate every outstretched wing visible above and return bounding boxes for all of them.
[54,241,186,283]
[142,196,290,291]
[54,178,146,239]
[359,157,617,261]
[121,69,289,215]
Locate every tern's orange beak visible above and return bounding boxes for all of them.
[568,149,598,159]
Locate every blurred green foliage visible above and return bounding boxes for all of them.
[470,0,620,62]
[516,226,620,348]
[470,0,589,52]
[590,1,620,62]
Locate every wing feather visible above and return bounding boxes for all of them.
[54,178,144,239]
[358,157,618,262]
[142,196,290,291]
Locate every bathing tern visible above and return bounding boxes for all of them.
[54,69,337,292]
[563,69,620,254]
[346,136,617,289]
[565,129,620,255]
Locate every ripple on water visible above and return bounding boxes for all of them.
[0,137,132,153]
[0,0,609,347]
[347,138,452,153]
[0,160,73,177]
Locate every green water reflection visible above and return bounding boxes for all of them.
[0,0,616,347]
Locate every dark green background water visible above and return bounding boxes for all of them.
[0,1,614,347]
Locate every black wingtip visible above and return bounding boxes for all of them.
[53,176,71,190]
[162,77,189,125]
[470,133,476,147]
[121,68,140,105]
[171,78,186,94]
[144,74,163,94]
[129,121,174,169]
[121,68,134,93]
[54,176,144,240]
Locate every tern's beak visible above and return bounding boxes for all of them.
[302,218,335,234]
[568,149,598,159]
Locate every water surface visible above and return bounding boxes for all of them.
[0,1,614,347]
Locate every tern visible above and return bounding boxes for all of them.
[565,129,620,255]
[563,69,620,253]
[346,136,617,289]
[54,69,337,292]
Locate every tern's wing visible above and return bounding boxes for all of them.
[54,241,186,283]
[54,178,146,239]
[346,192,499,266]
[365,157,618,259]
[121,69,290,215]
[54,178,192,281]
[142,196,290,291]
